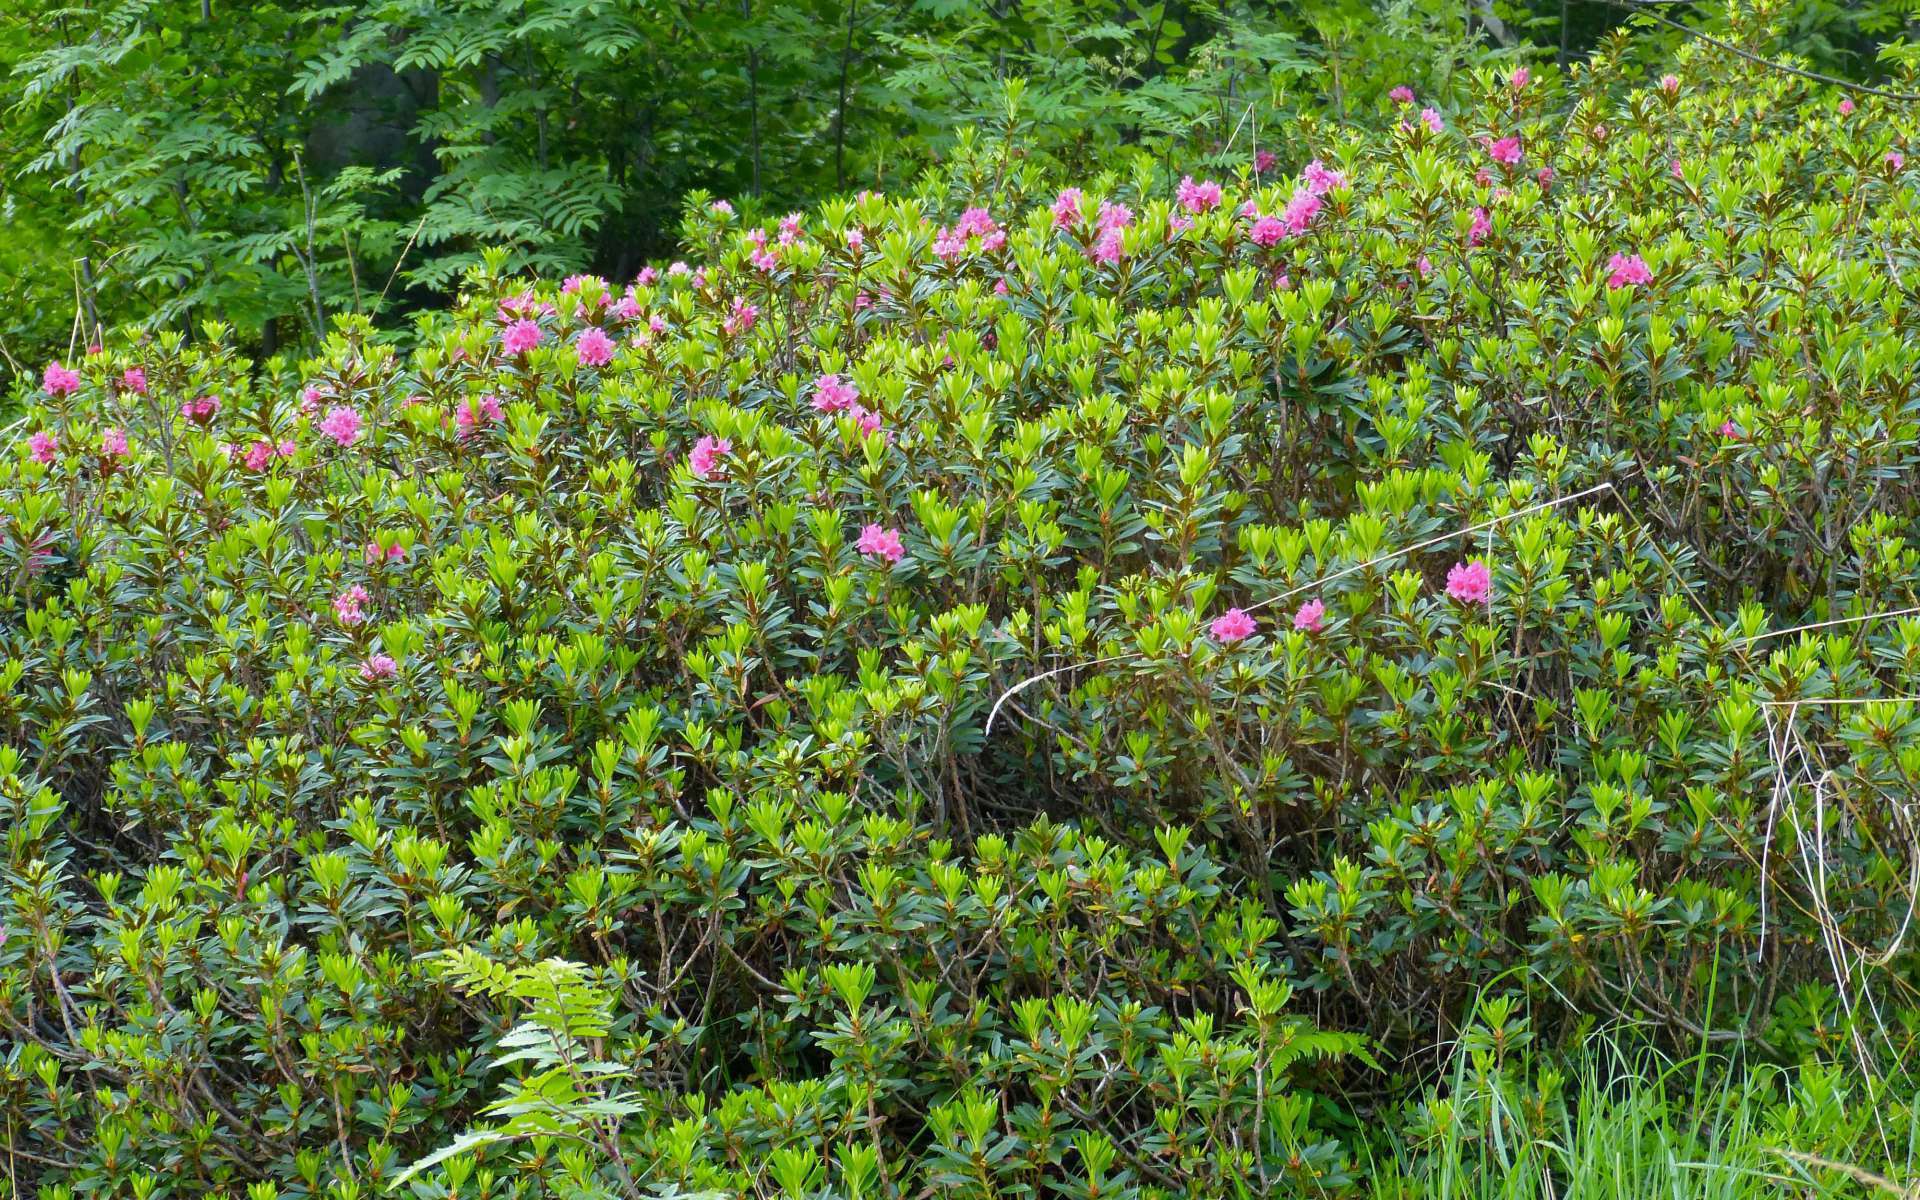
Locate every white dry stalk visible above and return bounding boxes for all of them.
[1761,703,1916,1119]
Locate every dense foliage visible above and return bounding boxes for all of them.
[6,14,1920,1198]
[2,0,1912,373]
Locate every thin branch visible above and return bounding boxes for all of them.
[1608,0,1920,102]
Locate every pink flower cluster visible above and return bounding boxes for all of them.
[1210,608,1256,642]
[455,395,505,438]
[120,367,148,395]
[1293,598,1326,633]
[360,653,398,682]
[180,395,220,426]
[29,431,57,464]
[241,439,297,471]
[1606,252,1652,289]
[1486,136,1523,167]
[813,373,859,413]
[724,298,758,336]
[1445,560,1493,605]
[689,435,731,479]
[746,227,778,272]
[364,540,408,565]
[1052,188,1085,230]
[333,585,370,627]
[1092,202,1132,264]
[318,405,363,447]
[1176,176,1223,215]
[1301,159,1346,195]
[857,523,905,564]
[43,362,80,397]
[576,327,615,368]
[934,207,1006,259]
[502,319,545,355]
[101,428,130,459]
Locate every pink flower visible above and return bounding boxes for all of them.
[667,261,691,278]
[1418,254,1434,277]
[723,298,758,336]
[1293,599,1326,633]
[101,428,129,459]
[1210,608,1257,642]
[120,367,148,395]
[846,227,864,252]
[1445,560,1493,605]
[364,540,407,565]
[1536,166,1555,186]
[1280,188,1322,234]
[502,319,544,355]
[613,294,641,320]
[576,327,615,367]
[1092,225,1126,264]
[1486,136,1523,166]
[1606,252,1652,289]
[1510,66,1530,90]
[850,404,883,437]
[1254,149,1277,174]
[333,585,370,627]
[318,405,362,447]
[936,206,1004,257]
[1177,176,1223,214]
[1888,151,1906,170]
[1468,206,1491,246]
[42,362,80,397]
[993,278,1009,296]
[710,199,735,217]
[180,394,220,425]
[813,374,859,413]
[636,266,660,286]
[1420,107,1445,134]
[301,386,327,414]
[28,431,56,463]
[956,205,998,237]
[689,435,731,479]
[1719,419,1741,438]
[359,653,397,681]
[1659,74,1680,96]
[1389,85,1415,105]
[455,395,504,437]
[1301,160,1347,196]
[1052,188,1085,230]
[242,440,278,471]
[1249,214,1287,247]
[1670,158,1685,179]
[857,523,906,564]
[854,291,873,310]
[1839,98,1855,115]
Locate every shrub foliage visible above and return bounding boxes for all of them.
[5,30,1920,1199]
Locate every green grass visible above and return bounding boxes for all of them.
[1365,1042,1920,1200]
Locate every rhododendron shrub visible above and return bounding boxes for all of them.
[5,49,1920,1199]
